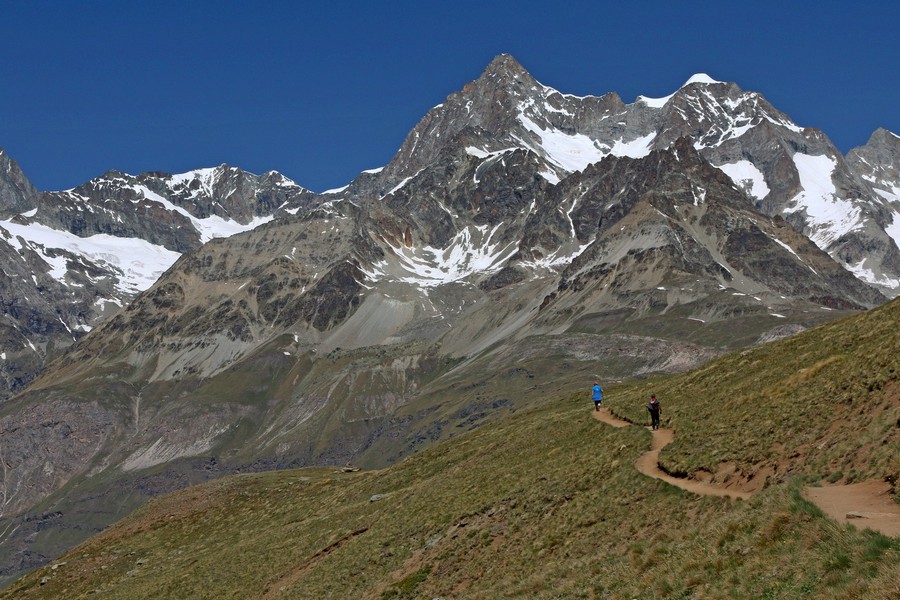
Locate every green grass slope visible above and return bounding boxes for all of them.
[4,300,899,599]
[608,296,900,489]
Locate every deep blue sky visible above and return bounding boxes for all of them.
[2,1,898,193]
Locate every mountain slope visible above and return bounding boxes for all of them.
[4,297,898,599]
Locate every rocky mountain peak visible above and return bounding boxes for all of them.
[846,127,900,207]
[479,53,531,83]
[0,148,38,215]
[867,127,900,147]
[0,151,320,407]
[379,55,631,188]
[851,129,900,169]
[364,57,900,297]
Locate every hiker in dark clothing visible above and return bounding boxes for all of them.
[591,382,603,411]
[647,394,661,430]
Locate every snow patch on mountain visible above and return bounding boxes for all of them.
[134,185,273,243]
[637,93,674,109]
[520,240,592,270]
[871,187,900,203]
[608,133,656,159]
[363,224,518,287]
[383,175,416,198]
[847,259,900,289]
[516,114,607,172]
[716,160,770,199]
[784,153,862,247]
[465,146,518,160]
[683,73,723,86]
[884,215,900,249]
[322,185,349,195]
[1,219,180,294]
[765,114,804,134]
[516,110,655,173]
[168,167,219,195]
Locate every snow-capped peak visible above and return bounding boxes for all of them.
[682,73,722,87]
[637,73,723,108]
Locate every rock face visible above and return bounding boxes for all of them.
[0,55,897,582]
[845,128,900,282]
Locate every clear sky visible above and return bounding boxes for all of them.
[2,1,898,194]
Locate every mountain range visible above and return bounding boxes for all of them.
[0,54,898,581]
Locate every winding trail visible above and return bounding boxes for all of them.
[592,407,900,536]
[592,408,752,499]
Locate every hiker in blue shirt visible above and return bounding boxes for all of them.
[591,382,603,411]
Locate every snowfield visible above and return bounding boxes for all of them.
[1,219,180,294]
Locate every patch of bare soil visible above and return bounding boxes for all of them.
[803,481,900,537]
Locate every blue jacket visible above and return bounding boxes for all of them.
[592,385,603,401]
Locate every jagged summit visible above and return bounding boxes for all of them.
[479,53,531,81]
[0,155,319,409]
[870,127,900,143]
[637,73,727,107]
[846,127,900,247]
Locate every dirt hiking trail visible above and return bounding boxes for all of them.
[803,481,900,537]
[592,408,751,499]
[592,407,900,535]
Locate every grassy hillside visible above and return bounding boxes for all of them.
[608,296,900,489]
[4,300,899,599]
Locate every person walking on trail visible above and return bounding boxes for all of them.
[647,394,661,430]
[591,382,603,411]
